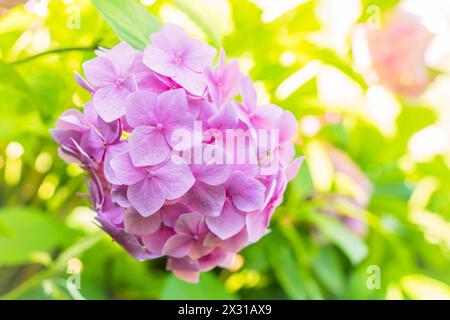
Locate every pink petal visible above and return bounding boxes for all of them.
[172,65,207,96]
[107,42,136,78]
[82,56,116,88]
[227,172,266,212]
[206,200,246,240]
[96,217,154,261]
[252,104,283,128]
[166,257,200,283]
[124,208,161,235]
[160,203,190,227]
[183,182,225,217]
[150,23,190,55]
[184,39,217,72]
[127,177,166,217]
[93,85,130,122]
[125,91,159,128]
[174,212,204,235]
[246,210,270,243]
[276,111,298,142]
[240,76,257,112]
[141,227,175,256]
[286,156,304,182]
[110,152,145,185]
[129,126,170,167]
[162,234,193,258]
[153,159,195,201]
[103,142,128,185]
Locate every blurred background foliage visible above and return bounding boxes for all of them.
[0,0,449,300]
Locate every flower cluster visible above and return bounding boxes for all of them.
[52,24,302,282]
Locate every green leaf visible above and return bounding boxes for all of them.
[312,248,345,296]
[172,0,224,46]
[160,273,236,300]
[0,207,77,266]
[267,238,307,299]
[93,0,161,50]
[309,213,368,265]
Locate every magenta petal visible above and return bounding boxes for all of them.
[93,85,130,122]
[127,178,166,217]
[153,159,195,201]
[125,91,159,128]
[227,172,266,212]
[110,152,145,185]
[183,182,225,217]
[129,126,170,167]
[162,234,193,258]
[124,208,162,235]
[206,201,246,240]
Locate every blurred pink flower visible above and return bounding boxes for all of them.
[367,10,433,97]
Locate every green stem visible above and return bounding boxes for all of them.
[10,41,102,65]
[0,232,103,300]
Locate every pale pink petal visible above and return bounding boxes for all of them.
[82,56,116,88]
[286,156,304,181]
[184,39,217,72]
[183,182,225,217]
[227,172,265,212]
[110,152,145,185]
[124,208,161,235]
[153,159,195,201]
[143,45,177,77]
[127,177,166,217]
[125,91,159,128]
[172,65,207,96]
[129,126,170,167]
[93,85,130,122]
[276,111,298,142]
[141,227,175,255]
[206,200,246,240]
[162,234,193,258]
[107,42,136,78]
[160,203,190,227]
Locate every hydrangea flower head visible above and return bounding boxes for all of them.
[53,23,302,283]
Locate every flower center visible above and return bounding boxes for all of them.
[146,169,154,177]
[174,57,181,65]
[115,78,124,85]
[156,123,164,130]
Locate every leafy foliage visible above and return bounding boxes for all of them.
[0,0,449,300]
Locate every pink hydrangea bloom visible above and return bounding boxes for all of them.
[367,10,433,97]
[53,24,302,283]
